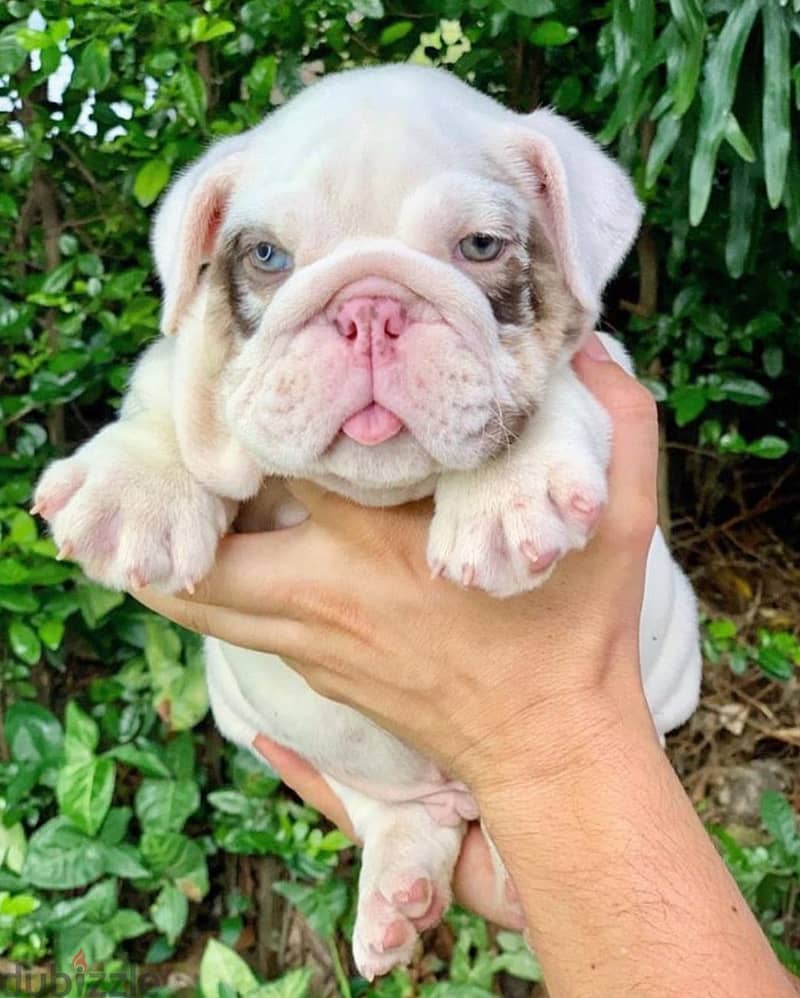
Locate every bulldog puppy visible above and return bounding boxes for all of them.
[35,65,702,979]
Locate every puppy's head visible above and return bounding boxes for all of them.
[153,66,640,500]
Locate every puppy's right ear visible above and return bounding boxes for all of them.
[151,134,248,335]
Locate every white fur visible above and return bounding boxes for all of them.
[35,65,701,979]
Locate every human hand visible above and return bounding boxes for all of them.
[250,733,526,929]
[136,332,661,797]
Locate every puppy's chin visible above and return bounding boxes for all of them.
[276,430,440,502]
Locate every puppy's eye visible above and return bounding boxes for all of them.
[458,233,505,263]
[249,242,293,273]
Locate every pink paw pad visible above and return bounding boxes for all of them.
[380,919,411,953]
[392,877,432,919]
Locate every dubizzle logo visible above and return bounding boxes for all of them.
[0,947,161,996]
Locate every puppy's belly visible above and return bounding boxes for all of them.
[205,637,467,807]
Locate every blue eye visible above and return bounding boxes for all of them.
[250,242,293,273]
[458,233,505,262]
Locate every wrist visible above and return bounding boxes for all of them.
[461,659,657,807]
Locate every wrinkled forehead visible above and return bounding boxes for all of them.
[223,99,528,249]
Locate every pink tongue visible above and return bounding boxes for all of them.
[342,403,404,446]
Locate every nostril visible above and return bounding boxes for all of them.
[344,320,358,341]
[384,307,405,339]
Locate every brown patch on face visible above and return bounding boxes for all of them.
[485,251,536,327]
[524,219,592,356]
[213,228,288,338]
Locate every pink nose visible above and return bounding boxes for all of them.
[335,296,406,364]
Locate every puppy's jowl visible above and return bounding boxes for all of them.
[36,66,702,979]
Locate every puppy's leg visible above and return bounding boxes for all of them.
[33,338,238,593]
[328,780,465,981]
[428,335,631,598]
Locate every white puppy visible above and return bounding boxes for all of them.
[35,65,701,979]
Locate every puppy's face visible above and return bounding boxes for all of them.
[154,66,640,499]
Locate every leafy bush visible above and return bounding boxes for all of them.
[1,0,798,989]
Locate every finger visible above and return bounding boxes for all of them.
[167,529,314,615]
[132,587,306,657]
[453,825,527,930]
[572,334,659,548]
[252,735,356,840]
[282,477,358,521]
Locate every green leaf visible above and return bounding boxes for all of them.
[57,755,115,837]
[8,619,41,665]
[22,817,107,889]
[151,884,189,944]
[190,16,236,44]
[133,159,171,208]
[726,159,756,278]
[65,701,100,751]
[135,777,200,833]
[38,617,65,651]
[762,1,791,208]
[718,377,771,406]
[379,21,413,46]
[79,38,111,91]
[0,821,27,874]
[0,586,39,613]
[529,21,576,46]
[273,879,348,939]
[0,28,27,74]
[670,385,707,425]
[784,151,800,250]
[106,744,172,777]
[747,435,789,460]
[140,832,208,899]
[645,111,682,188]
[102,843,151,879]
[200,939,258,998]
[723,112,756,162]
[762,346,784,378]
[108,908,152,942]
[249,969,313,998]
[76,582,125,628]
[5,702,63,770]
[244,55,277,100]
[757,645,794,680]
[178,66,207,123]
[99,807,132,847]
[9,509,37,545]
[501,0,554,16]
[689,0,760,225]
[761,792,799,851]
[40,260,75,294]
[666,0,706,117]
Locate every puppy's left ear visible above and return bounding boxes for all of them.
[506,108,642,316]
[152,133,249,335]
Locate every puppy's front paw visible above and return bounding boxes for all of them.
[428,453,607,597]
[33,442,233,593]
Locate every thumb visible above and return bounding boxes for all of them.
[572,333,660,547]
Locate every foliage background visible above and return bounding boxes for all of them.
[0,0,799,994]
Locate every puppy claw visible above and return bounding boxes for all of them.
[128,570,147,591]
[430,560,445,580]
[56,542,74,562]
[461,564,476,587]
[520,542,558,574]
[183,579,196,596]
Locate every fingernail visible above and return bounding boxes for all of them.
[579,332,611,362]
